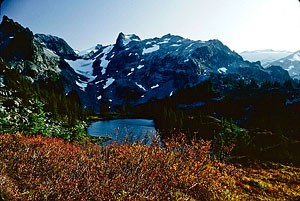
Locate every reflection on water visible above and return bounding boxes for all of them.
[87,119,157,145]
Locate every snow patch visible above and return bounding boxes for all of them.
[103,77,115,89]
[184,59,189,62]
[137,64,144,69]
[171,44,181,47]
[122,34,140,46]
[65,59,97,82]
[186,43,194,49]
[170,91,173,96]
[97,95,102,100]
[98,45,114,74]
[287,65,295,71]
[75,80,88,91]
[78,46,98,56]
[142,45,160,54]
[135,82,146,91]
[151,84,159,89]
[95,80,104,84]
[157,38,170,44]
[293,53,300,61]
[218,67,228,74]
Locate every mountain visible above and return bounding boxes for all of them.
[0,16,91,103]
[0,16,291,111]
[240,49,292,66]
[0,16,62,79]
[65,32,290,110]
[34,33,78,59]
[268,50,300,80]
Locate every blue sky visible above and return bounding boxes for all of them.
[1,0,300,52]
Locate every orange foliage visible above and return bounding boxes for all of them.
[0,133,299,200]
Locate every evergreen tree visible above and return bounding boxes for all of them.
[100,102,110,113]
[284,80,294,89]
[248,78,259,89]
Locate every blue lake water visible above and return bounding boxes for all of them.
[87,119,157,145]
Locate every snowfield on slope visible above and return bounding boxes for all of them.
[142,45,160,54]
[65,59,97,82]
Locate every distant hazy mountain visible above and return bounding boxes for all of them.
[269,50,300,80]
[240,49,292,66]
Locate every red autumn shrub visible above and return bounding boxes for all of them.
[2,132,298,200]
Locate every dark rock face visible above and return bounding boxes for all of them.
[265,65,291,82]
[269,51,300,80]
[35,34,78,59]
[0,16,34,61]
[0,16,62,79]
[0,16,82,99]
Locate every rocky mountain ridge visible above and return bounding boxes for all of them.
[0,16,292,111]
[67,32,290,110]
[35,33,78,59]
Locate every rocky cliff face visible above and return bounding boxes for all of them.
[35,34,78,59]
[0,16,292,111]
[0,16,83,100]
[265,65,291,82]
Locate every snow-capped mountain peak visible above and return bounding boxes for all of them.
[116,32,141,47]
[62,33,290,110]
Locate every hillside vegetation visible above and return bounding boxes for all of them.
[0,133,299,200]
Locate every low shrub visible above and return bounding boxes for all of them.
[0,133,299,200]
[0,133,241,200]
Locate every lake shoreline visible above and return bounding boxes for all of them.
[86,118,157,145]
[86,112,152,122]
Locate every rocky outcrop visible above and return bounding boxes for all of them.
[0,16,81,98]
[0,16,34,61]
[265,65,291,82]
[35,33,78,59]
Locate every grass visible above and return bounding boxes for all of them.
[0,132,299,200]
